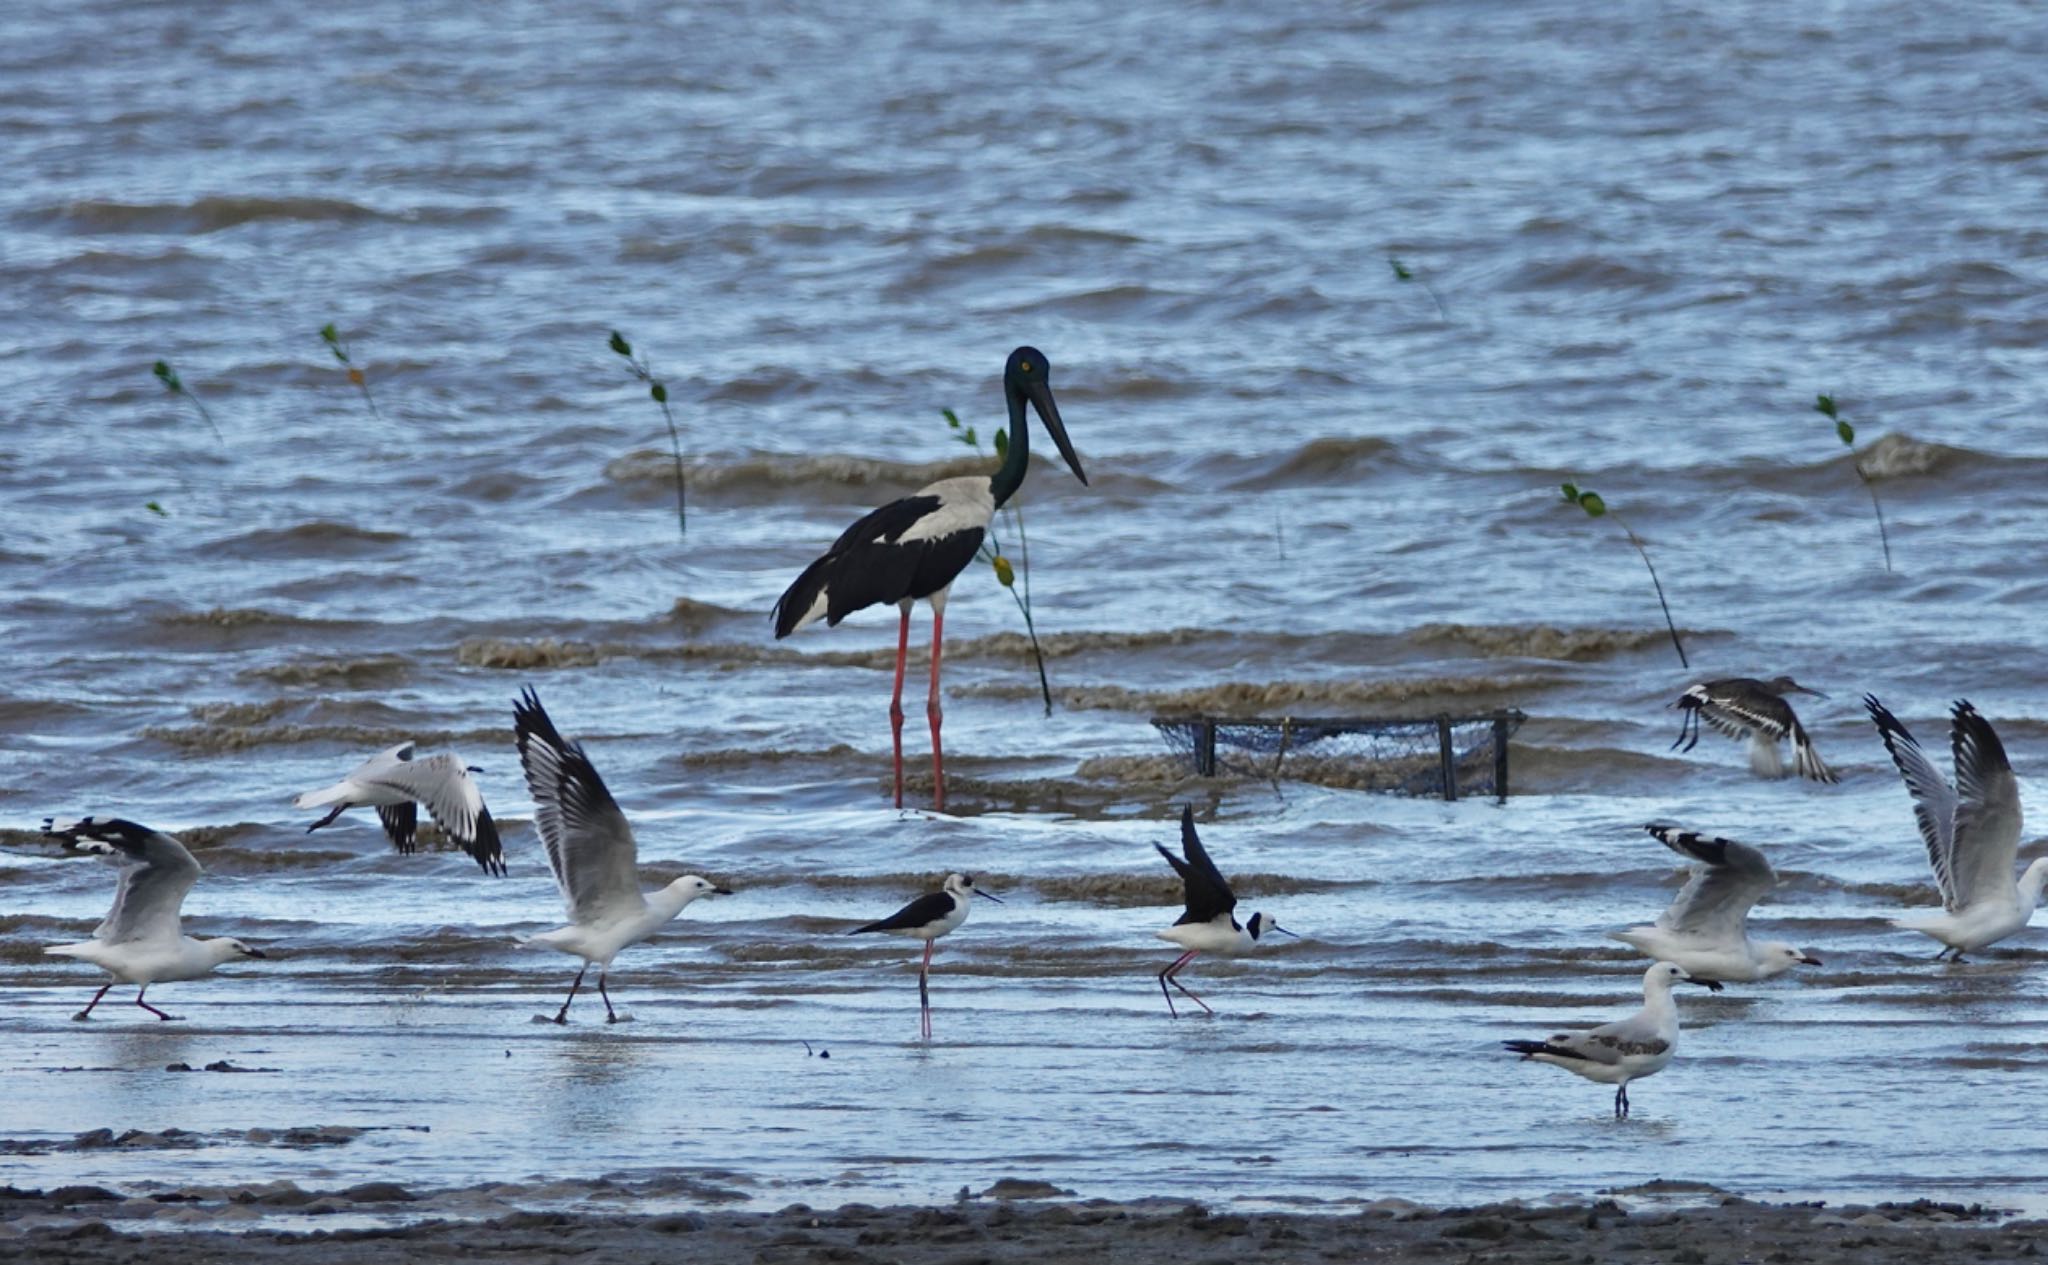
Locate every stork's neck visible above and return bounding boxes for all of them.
[989,381,1030,509]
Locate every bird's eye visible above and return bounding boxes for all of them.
[1018,361,1032,373]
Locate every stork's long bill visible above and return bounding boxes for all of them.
[990,346,1088,508]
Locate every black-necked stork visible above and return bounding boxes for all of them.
[1670,675,1836,782]
[294,741,505,875]
[849,872,1002,1039]
[771,347,1088,811]
[1153,805,1295,1017]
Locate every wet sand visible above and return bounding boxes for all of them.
[2,1181,2041,1265]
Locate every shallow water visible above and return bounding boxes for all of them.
[5,0,2048,1216]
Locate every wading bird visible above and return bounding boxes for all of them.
[771,347,1088,811]
[1503,961,1721,1118]
[849,873,1001,1039]
[1611,823,1821,982]
[294,741,504,874]
[512,689,731,1023]
[41,817,265,1021]
[1153,805,1295,1017]
[1671,675,1836,783]
[1867,696,2045,961]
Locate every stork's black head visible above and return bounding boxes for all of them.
[1002,346,1087,487]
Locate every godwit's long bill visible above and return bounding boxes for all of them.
[1671,675,1836,783]
[1611,824,1820,982]
[41,817,265,1021]
[512,688,731,1023]
[1867,695,2045,961]
[771,347,1088,811]
[849,872,1000,1039]
[1153,805,1294,1017]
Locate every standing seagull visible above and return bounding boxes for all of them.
[771,347,1089,812]
[848,873,1001,1039]
[1867,695,2046,960]
[1153,805,1296,1017]
[1671,676,1836,783]
[41,817,265,1021]
[512,688,731,1023]
[1611,824,1821,981]
[294,742,504,874]
[1503,961,1721,1118]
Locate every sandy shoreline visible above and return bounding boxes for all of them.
[3,1180,2042,1264]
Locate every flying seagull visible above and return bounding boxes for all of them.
[1152,805,1295,1017]
[849,872,1001,1039]
[1867,695,2045,960]
[1503,961,1721,1118]
[294,741,504,875]
[512,688,731,1022]
[772,347,1088,811]
[1671,676,1836,782]
[1611,823,1821,982]
[41,817,265,1021]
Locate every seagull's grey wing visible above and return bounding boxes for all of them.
[1866,695,1960,908]
[1645,825,1774,939]
[362,753,506,875]
[1947,702,2022,911]
[514,689,642,922]
[45,817,199,944]
[1576,1010,1673,1060]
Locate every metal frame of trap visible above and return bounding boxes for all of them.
[1149,709,1525,803]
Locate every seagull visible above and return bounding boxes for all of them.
[1502,961,1721,1118]
[771,347,1089,812]
[40,817,265,1021]
[1153,805,1296,1017]
[1610,823,1821,982]
[849,873,1001,1039]
[294,741,504,875]
[1866,695,2046,960]
[512,688,731,1023]
[1671,676,1836,783]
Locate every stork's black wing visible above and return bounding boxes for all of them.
[772,494,985,637]
[1156,804,1237,925]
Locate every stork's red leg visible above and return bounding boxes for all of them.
[928,606,946,812]
[890,601,911,809]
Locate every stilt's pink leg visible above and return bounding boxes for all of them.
[919,939,935,1039]
[74,982,114,1021]
[927,606,946,812]
[1164,954,1214,1015]
[1157,950,1197,1017]
[890,603,911,809]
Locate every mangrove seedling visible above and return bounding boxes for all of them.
[609,330,687,538]
[319,323,381,419]
[1560,482,1688,668]
[151,359,223,445]
[1388,255,1448,322]
[944,405,1053,715]
[1816,393,1892,573]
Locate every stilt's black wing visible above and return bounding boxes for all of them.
[1156,804,1237,925]
[850,888,955,935]
[772,495,985,637]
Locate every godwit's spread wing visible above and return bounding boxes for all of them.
[513,689,645,925]
[1947,701,2022,912]
[45,817,200,945]
[1867,695,1962,909]
[1644,824,1776,940]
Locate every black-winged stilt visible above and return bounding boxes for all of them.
[294,741,504,874]
[849,872,1001,1039]
[1611,824,1821,981]
[771,347,1088,812]
[512,688,732,1023]
[1502,961,1721,1118]
[1671,675,1837,782]
[41,817,266,1021]
[1866,695,2045,961]
[1153,805,1295,1017]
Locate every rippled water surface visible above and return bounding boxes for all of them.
[5,0,2048,1215]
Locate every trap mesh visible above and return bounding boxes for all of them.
[1149,710,1524,800]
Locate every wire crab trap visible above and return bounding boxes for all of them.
[1149,709,1525,802]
